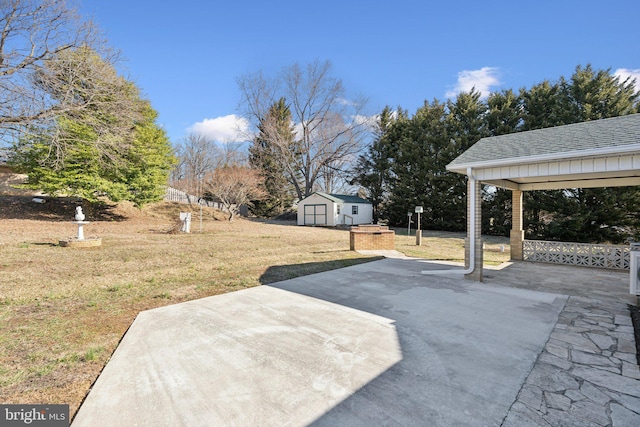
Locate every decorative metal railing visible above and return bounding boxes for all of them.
[523,240,630,270]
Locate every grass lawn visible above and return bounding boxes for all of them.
[0,199,510,417]
[393,228,510,266]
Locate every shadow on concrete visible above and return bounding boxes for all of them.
[266,257,566,426]
[259,257,384,285]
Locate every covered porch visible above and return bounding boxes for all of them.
[446,114,640,294]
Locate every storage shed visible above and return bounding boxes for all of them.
[297,192,373,226]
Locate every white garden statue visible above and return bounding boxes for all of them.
[59,205,101,247]
[74,206,88,240]
[75,206,85,222]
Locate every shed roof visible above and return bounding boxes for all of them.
[303,192,371,204]
[448,114,640,171]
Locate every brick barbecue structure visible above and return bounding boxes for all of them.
[349,224,395,251]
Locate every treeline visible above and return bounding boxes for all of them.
[351,65,640,244]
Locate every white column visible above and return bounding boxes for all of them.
[510,190,524,261]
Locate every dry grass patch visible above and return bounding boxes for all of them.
[393,228,510,266]
[0,200,377,416]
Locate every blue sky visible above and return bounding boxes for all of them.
[82,0,640,145]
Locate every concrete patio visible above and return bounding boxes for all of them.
[71,258,639,426]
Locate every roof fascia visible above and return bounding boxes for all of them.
[447,144,640,174]
[484,176,640,191]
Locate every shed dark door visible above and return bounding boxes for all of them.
[304,204,327,225]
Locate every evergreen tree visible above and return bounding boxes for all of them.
[486,89,521,137]
[350,106,403,222]
[442,89,489,231]
[482,89,522,235]
[354,64,639,241]
[547,65,640,243]
[248,98,297,217]
[9,47,175,206]
[547,187,640,243]
[387,99,450,228]
[122,103,177,206]
[519,65,640,242]
[558,64,639,123]
[521,65,640,243]
[11,117,131,202]
[520,80,563,130]
[382,91,487,231]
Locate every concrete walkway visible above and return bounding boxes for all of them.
[72,258,574,427]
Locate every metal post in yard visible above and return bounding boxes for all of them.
[415,206,423,246]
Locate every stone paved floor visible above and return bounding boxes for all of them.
[483,262,640,427]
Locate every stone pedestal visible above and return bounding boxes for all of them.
[75,221,89,240]
[59,219,101,248]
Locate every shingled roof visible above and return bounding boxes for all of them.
[448,114,640,171]
[308,192,371,204]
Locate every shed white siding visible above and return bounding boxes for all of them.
[340,202,373,226]
[297,193,373,226]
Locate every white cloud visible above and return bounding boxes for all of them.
[352,114,376,129]
[187,114,251,143]
[446,67,501,99]
[614,68,640,93]
[338,97,356,106]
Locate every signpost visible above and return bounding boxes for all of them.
[415,206,423,245]
[407,212,413,237]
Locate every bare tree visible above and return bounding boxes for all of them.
[238,59,371,200]
[171,133,248,198]
[171,133,222,196]
[203,165,266,221]
[0,0,126,143]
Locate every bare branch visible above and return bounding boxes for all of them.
[238,59,370,198]
[0,0,110,136]
[204,165,266,221]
